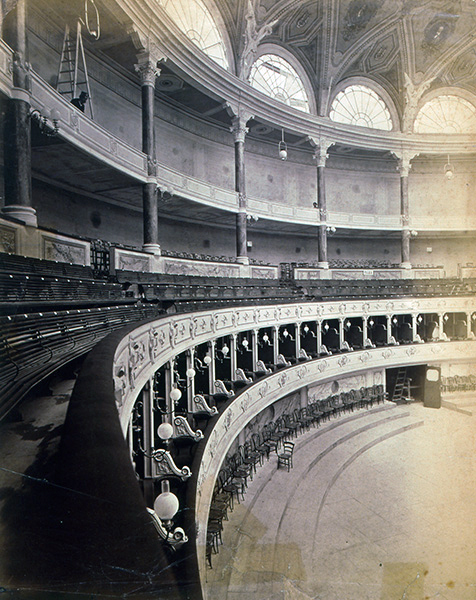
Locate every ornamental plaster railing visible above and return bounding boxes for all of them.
[108,296,475,594]
[29,72,149,182]
[193,339,476,581]
[2,42,475,231]
[112,296,476,433]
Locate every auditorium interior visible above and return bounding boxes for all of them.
[0,0,475,598]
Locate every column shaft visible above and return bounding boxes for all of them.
[400,174,411,267]
[2,0,36,226]
[317,165,328,265]
[235,138,247,259]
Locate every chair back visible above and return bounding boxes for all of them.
[281,441,294,455]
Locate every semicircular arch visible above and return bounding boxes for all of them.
[248,43,317,114]
[328,77,399,131]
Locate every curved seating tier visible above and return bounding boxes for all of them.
[0,304,162,419]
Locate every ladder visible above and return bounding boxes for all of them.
[392,367,408,402]
[56,20,94,119]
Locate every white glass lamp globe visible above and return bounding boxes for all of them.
[186,367,196,378]
[154,491,179,521]
[157,422,174,440]
[203,355,212,365]
[170,388,182,402]
[279,148,287,160]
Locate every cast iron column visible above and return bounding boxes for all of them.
[231,112,252,263]
[311,138,334,268]
[2,0,36,226]
[397,152,417,269]
[135,52,162,254]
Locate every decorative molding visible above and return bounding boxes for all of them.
[402,73,436,133]
[134,50,164,86]
[193,394,218,416]
[173,415,203,441]
[151,448,191,481]
[238,0,278,80]
[113,297,476,432]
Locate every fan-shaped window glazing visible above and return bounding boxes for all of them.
[160,0,229,70]
[249,54,311,113]
[329,85,393,130]
[414,95,476,133]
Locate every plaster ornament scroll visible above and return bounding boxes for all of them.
[296,366,308,379]
[406,346,417,356]
[360,351,371,363]
[382,348,393,359]
[173,415,203,441]
[276,354,291,367]
[298,348,310,361]
[148,327,163,361]
[278,373,288,388]
[223,410,233,432]
[240,393,251,413]
[255,360,271,374]
[193,394,218,416]
[317,360,329,373]
[258,381,269,398]
[338,355,350,367]
[235,368,253,384]
[70,111,79,130]
[214,380,234,398]
[169,321,178,348]
[402,72,436,132]
[151,449,191,481]
[128,340,145,390]
[114,364,128,408]
[238,0,278,80]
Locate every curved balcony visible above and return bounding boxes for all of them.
[3,41,475,233]
[51,294,476,598]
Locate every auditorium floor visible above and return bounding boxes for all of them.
[204,399,476,600]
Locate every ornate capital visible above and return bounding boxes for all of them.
[309,136,335,167]
[228,105,254,142]
[393,150,419,177]
[134,50,164,86]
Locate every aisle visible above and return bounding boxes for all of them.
[205,402,476,600]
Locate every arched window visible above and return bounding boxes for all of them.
[159,0,230,70]
[249,54,311,113]
[329,85,393,130]
[414,95,476,133]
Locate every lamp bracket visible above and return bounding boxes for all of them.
[147,508,188,550]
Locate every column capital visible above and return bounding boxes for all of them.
[393,150,419,177]
[230,115,254,143]
[309,136,335,167]
[134,50,164,86]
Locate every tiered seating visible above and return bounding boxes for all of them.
[0,272,127,310]
[116,271,301,307]
[0,304,162,419]
[0,253,128,312]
